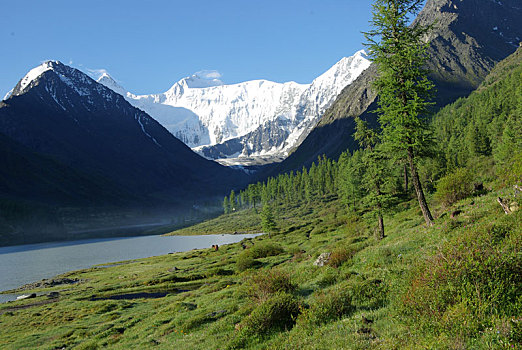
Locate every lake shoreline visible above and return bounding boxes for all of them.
[0,233,262,302]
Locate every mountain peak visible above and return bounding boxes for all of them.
[10,60,81,97]
[13,61,60,95]
[97,72,126,96]
[179,73,224,89]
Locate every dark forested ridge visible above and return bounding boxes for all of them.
[274,0,522,173]
[432,46,522,175]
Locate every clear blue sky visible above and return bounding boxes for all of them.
[1,0,376,97]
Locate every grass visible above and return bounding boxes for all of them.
[0,188,520,349]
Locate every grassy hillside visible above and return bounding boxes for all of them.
[0,189,519,349]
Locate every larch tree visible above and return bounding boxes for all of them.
[223,195,230,214]
[229,190,236,211]
[354,117,393,239]
[260,204,277,238]
[364,0,435,226]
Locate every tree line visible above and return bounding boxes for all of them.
[223,0,521,238]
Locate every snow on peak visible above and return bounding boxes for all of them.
[16,61,60,93]
[178,73,224,89]
[92,50,370,156]
[3,88,13,101]
[97,72,126,96]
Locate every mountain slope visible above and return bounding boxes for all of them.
[98,51,370,161]
[276,0,522,171]
[0,61,247,245]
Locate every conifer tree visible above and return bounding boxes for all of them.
[260,204,277,238]
[354,117,393,239]
[223,195,230,214]
[229,190,236,211]
[365,0,435,226]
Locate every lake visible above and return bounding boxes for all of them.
[0,233,261,303]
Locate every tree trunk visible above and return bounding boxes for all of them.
[408,147,434,226]
[377,213,385,240]
[403,163,409,193]
[376,186,385,239]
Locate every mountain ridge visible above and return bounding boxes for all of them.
[274,0,522,172]
[96,51,370,162]
[0,61,247,245]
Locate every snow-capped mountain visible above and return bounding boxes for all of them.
[0,60,246,201]
[97,50,370,162]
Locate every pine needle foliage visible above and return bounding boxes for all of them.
[364,0,435,226]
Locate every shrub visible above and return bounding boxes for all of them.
[316,267,339,288]
[327,246,356,268]
[205,267,234,278]
[298,285,354,326]
[401,215,522,337]
[350,277,388,309]
[245,269,296,302]
[230,292,301,348]
[249,242,284,259]
[435,168,474,207]
[288,245,302,256]
[241,293,300,333]
[236,251,258,272]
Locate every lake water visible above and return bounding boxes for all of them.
[0,233,261,303]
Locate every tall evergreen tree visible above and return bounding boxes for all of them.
[260,204,277,238]
[223,195,230,214]
[354,117,392,239]
[364,0,435,226]
[229,190,236,211]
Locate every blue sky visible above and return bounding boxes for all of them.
[1,0,375,97]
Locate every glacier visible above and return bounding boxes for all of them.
[96,50,370,162]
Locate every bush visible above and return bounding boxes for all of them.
[236,251,258,272]
[205,267,234,278]
[249,242,284,259]
[230,293,301,348]
[327,246,356,268]
[316,267,339,288]
[496,151,522,187]
[298,285,354,326]
[245,269,296,302]
[401,214,522,337]
[435,168,474,207]
[350,277,388,309]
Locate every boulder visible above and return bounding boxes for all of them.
[313,252,331,267]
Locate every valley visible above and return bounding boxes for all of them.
[0,0,521,348]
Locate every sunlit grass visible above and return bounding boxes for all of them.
[0,190,520,349]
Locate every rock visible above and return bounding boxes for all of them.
[498,197,512,214]
[207,309,227,317]
[514,184,522,197]
[47,292,60,299]
[313,252,331,267]
[16,278,80,291]
[16,293,36,300]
